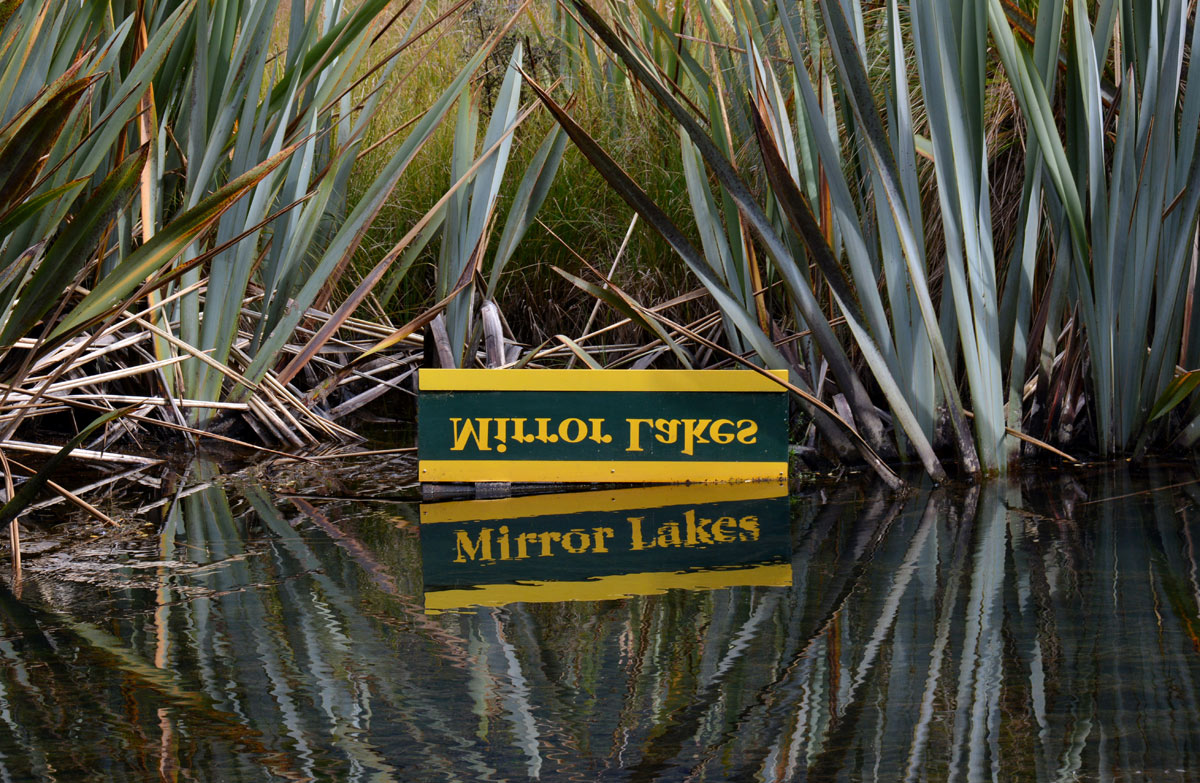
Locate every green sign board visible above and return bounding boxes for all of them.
[418,369,789,483]
[420,483,790,612]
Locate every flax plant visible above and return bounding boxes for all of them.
[532,0,992,480]
[531,0,1199,477]
[432,42,568,368]
[989,0,1200,454]
[0,0,548,459]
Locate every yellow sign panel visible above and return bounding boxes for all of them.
[418,369,790,484]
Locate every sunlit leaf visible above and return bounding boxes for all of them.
[1149,371,1200,422]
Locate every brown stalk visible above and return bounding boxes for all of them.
[0,449,18,578]
[321,0,468,118]
[42,394,316,463]
[4,455,117,525]
[959,410,1078,464]
[568,213,638,368]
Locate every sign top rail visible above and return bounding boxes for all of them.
[419,368,790,393]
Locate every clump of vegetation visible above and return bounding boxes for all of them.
[515,0,1200,486]
[0,0,1198,518]
[0,0,555,531]
[348,1,698,344]
[0,3,541,449]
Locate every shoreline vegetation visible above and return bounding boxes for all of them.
[0,0,1197,527]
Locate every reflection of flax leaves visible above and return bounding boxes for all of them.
[0,591,302,780]
[291,497,398,596]
[625,487,901,779]
[243,485,473,666]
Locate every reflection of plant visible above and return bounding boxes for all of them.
[4,466,1200,777]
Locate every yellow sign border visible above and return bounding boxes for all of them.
[423,563,792,612]
[419,459,788,484]
[419,368,789,393]
[421,481,786,524]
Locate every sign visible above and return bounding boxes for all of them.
[418,369,789,483]
[420,483,790,612]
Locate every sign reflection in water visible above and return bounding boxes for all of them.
[1,466,1200,780]
[419,483,792,612]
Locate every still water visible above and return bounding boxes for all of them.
[2,463,1200,781]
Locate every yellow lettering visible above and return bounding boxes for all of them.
[588,418,613,444]
[629,517,656,550]
[739,515,759,541]
[626,419,653,452]
[453,528,493,562]
[498,525,511,560]
[537,531,561,557]
[561,529,591,553]
[682,419,712,455]
[559,418,588,444]
[535,418,557,443]
[709,419,735,444]
[494,418,509,453]
[512,418,534,443]
[684,509,713,546]
[592,527,614,553]
[654,419,680,444]
[450,418,491,452]
[713,516,737,543]
[656,521,682,548]
[516,532,537,559]
[736,419,758,444]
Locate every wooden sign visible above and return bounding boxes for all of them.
[418,369,789,483]
[420,483,790,612]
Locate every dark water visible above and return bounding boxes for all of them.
[3,464,1200,781]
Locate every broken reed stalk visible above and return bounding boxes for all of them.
[4,455,116,525]
[0,449,18,578]
[567,213,639,369]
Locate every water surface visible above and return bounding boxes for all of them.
[2,464,1200,781]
